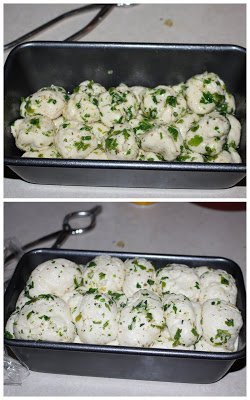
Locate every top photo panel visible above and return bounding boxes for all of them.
[4,3,246,199]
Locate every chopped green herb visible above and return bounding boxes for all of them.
[27,310,35,320]
[105,137,118,151]
[99,272,106,280]
[75,313,82,322]
[168,126,179,141]
[173,328,182,347]
[4,330,14,339]
[173,305,177,314]
[134,119,154,133]
[132,260,146,270]
[166,95,177,107]
[146,312,153,321]
[86,288,98,294]
[128,316,137,330]
[103,321,109,329]
[190,125,199,132]
[225,319,234,327]
[195,281,200,289]
[200,91,214,104]
[221,276,229,285]
[48,98,57,104]
[147,279,155,286]
[87,261,97,268]
[191,327,199,337]
[214,329,231,345]
[39,315,50,321]
[188,135,203,147]
[74,276,84,289]
[30,118,40,129]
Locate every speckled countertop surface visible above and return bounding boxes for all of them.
[4,3,246,199]
[4,202,246,396]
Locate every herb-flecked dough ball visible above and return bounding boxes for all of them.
[11,116,56,151]
[54,120,98,158]
[25,258,84,298]
[20,85,67,120]
[13,295,76,342]
[83,255,125,293]
[69,292,119,344]
[122,258,157,297]
[118,289,164,347]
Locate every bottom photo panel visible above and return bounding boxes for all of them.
[4,202,246,397]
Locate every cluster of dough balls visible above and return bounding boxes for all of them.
[5,256,243,353]
[11,73,242,163]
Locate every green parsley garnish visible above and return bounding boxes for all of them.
[188,135,203,147]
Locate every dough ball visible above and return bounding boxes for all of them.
[156,263,201,301]
[105,124,139,160]
[11,115,56,151]
[118,289,164,347]
[141,125,183,161]
[70,292,119,344]
[123,258,157,297]
[201,299,243,351]
[13,295,76,342]
[142,86,187,124]
[162,293,202,346]
[83,255,125,293]
[199,269,237,305]
[54,120,98,158]
[99,87,139,127]
[20,85,67,119]
[26,258,84,298]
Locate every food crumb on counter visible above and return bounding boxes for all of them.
[164,18,173,27]
[115,240,125,248]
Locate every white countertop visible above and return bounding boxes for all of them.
[4,3,246,199]
[4,202,246,396]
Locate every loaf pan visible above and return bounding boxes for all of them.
[4,249,246,383]
[4,41,246,189]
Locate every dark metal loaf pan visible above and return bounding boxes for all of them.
[4,249,246,383]
[4,42,246,189]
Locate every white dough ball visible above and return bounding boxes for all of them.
[99,87,139,127]
[156,264,201,301]
[201,299,243,351]
[11,115,56,151]
[54,120,98,158]
[63,93,100,124]
[141,125,183,161]
[13,295,76,342]
[185,72,226,115]
[70,292,119,344]
[162,293,202,346]
[26,258,83,298]
[20,85,67,120]
[83,255,125,293]
[118,289,164,347]
[142,86,187,124]
[199,269,237,305]
[105,124,139,160]
[123,258,157,297]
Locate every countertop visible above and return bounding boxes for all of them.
[4,202,246,396]
[4,3,246,199]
